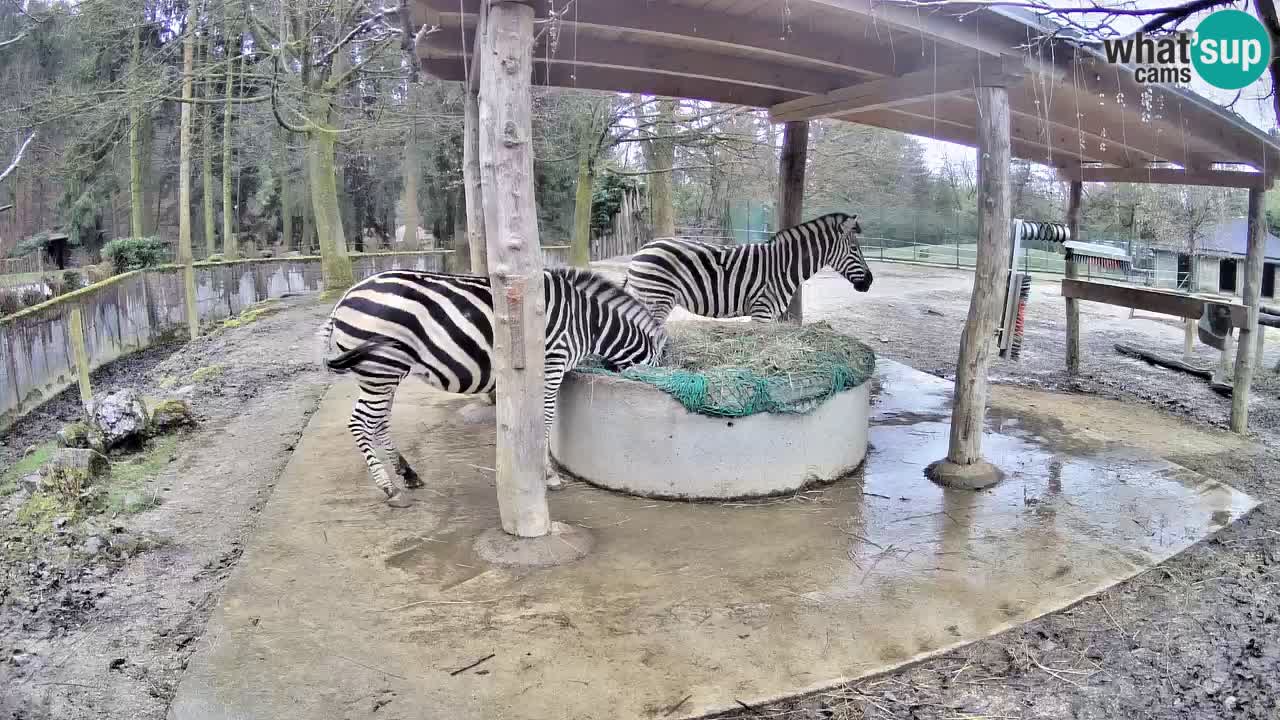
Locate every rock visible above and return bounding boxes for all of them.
[53,516,70,529]
[40,448,111,498]
[172,384,196,399]
[878,336,890,343]
[22,444,38,456]
[82,535,105,556]
[57,421,94,449]
[149,398,195,434]
[87,389,150,451]
[108,657,126,671]
[18,473,42,493]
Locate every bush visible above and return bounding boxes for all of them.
[0,288,49,317]
[102,237,169,273]
[62,269,84,292]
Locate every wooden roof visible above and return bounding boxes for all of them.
[412,0,1280,188]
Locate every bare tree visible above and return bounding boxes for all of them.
[0,131,34,185]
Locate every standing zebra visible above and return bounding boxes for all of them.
[625,212,873,323]
[320,267,667,506]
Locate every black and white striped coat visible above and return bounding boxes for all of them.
[625,213,873,323]
[321,267,667,506]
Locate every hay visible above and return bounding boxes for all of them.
[579,320,876,418]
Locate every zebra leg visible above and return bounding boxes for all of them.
[348,378,413,507]
[543,355,568,490]
[371,396,423,489]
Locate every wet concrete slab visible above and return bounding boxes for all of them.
[170,359,1256,720]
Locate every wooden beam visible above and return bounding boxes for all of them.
[1064,181,1082,374]
[421,24,860,97]
[777,120,809,323]
[842,105,1114,167]
[1230,188,1267,433]
[934,82,1012,488]
[1060,279,1249,326]
[417,1,917,78]
[423,56,801,109]
[478,0,550,538]
[1058,165,1268,190]
[770,55,1023,122]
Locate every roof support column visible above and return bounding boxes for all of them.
[778,119,809,323]
[1063,181,1083,373]
[927,81,1013,490]
[1230,187,1267,433]
[462,0,488,275]
[478,0,550,537]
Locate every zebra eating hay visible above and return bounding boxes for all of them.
[624,212,873,323]
[320,267,668,507]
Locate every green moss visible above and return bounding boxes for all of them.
[191,364,225,383]
[0,441,56,497]
[16,492,68,536]
[157,375,179,389]
[220,301,279,330]
[104,435,176,515]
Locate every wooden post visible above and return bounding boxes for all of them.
[1256,325,1266,368]
[68,305,92,405]
[777,120,809,323]
[1064,180,1082,373]
[463,0,489,276]
[478,0,551,538]
[1183,317,1196,362]
[177,5,200,341]
[1230,188,1266,433]
[927,81,1014,490]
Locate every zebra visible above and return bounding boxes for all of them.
[319,266,667,507]
[624,212,873,323]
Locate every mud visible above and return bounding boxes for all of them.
[0,294,332,720]
[709,263,1280,720]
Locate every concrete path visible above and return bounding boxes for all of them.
[171,360,1255,720]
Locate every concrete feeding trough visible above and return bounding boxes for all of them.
[551,321,875,500]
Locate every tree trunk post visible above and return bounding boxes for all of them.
[68,305,92,405]
[1064,180,1082,373]
[478,0,550,538]
[927,79,1015,490]
[1184,317,1196,362]
[463,0,489,275]
[1230,188,1267,433]
[178,6,200,341]
[777,119,809,323]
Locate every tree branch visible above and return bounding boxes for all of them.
[0,31,27,49]
[1256,0,1280,126]
[0,131,35,184]
[316,6,400,66]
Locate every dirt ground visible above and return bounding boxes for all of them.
[2,262,1278,719]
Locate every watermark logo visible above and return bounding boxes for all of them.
[1101,9,1271,90]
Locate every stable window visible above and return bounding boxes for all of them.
[1219,258,1238,294]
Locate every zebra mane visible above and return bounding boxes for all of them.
[771,212,853,242]
[548,266,664,336]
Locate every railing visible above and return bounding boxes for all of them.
[860,235,1151,283]
[0,251,45,288]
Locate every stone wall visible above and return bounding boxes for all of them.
[0,251,458,429]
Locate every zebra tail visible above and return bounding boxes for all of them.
[326,338,396,373]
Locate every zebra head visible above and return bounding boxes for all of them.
[830,213,873,292]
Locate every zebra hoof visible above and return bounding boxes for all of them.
[545,472,565,491]
[385,492,413,508]
[402,468,424,489]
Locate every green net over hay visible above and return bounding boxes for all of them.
[578,321,876,418]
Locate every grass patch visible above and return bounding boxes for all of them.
[0,441,56,497]
[105,434,177,515]
[220,301,280,330]
[15,491,68,535]
[191,364,225,383]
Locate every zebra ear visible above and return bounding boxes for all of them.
[841,214,862,236]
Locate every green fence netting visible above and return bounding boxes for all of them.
[578,321,876,418]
